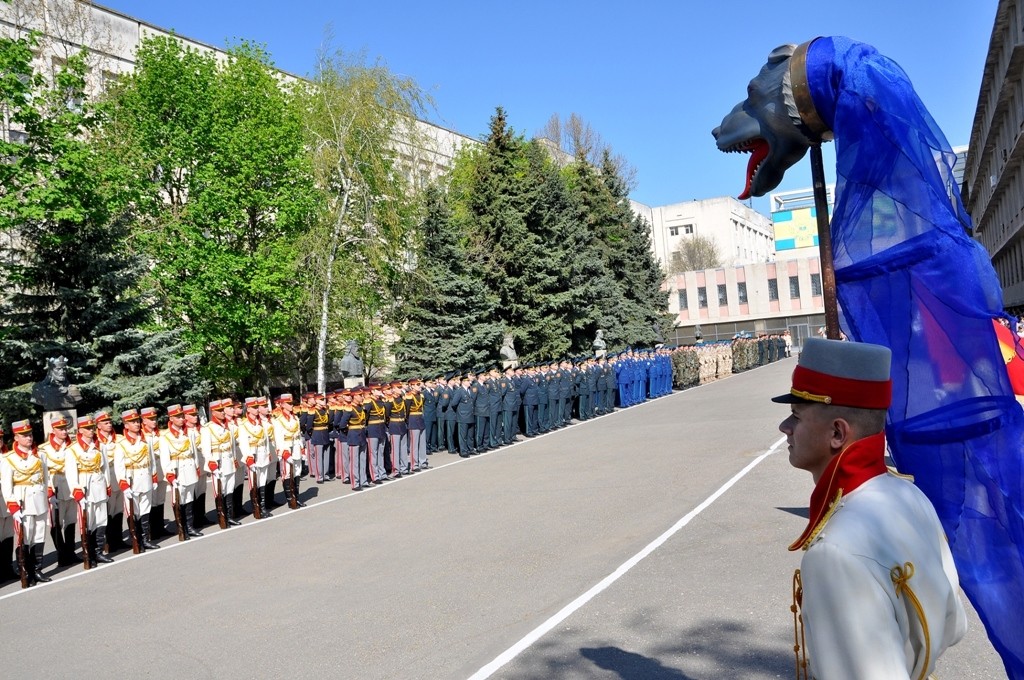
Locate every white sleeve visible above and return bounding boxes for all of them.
[800,542,911,680]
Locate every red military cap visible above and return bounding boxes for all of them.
[49,415,70,429]
[121,409,140,422]
[183,404,197,415]
[167,404,184,417]
[140,406,158,419]
[94,411,112,423]
[11,419,32,435]
[77,415,95,429]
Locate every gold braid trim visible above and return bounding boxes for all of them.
[801,489,844,551]
[791,569,809,680]
[788,388,832,405]
[890,562,931,680]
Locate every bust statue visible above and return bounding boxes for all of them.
[339,340,364,378]
[499,334,519,369]
[31,356,83,410]
[592,329,607,358]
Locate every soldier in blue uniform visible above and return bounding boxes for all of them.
[450,374,477,457]
[423,377,438,455]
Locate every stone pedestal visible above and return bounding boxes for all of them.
[343,376,365,389]
[43,409,77,436]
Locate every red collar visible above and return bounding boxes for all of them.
[789,432,888,551]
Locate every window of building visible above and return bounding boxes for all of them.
[669,226,679,236]
[789,275,801,298]
[768,278,779,301]
[678,290,687,310]
[717,284,728,306]
[684,224,694,235]
[737,281,748,304]
[697,286,708,308]
[810,273,822,296]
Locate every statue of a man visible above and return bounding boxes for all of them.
[30,356,82,411]
[593,330,607,358]
[339,340,364,378]
[499,334,518,369]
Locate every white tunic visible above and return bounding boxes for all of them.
[800,473,967,680]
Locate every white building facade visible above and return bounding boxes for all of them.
[632,196,775,271]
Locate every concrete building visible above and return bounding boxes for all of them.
[962,0,1024,309]
[633,196,775,272]
[0,0,476,183]
[663,256,825,346]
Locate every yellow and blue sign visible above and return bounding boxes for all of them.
[772,206,828,250]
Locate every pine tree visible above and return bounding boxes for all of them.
[0,37,207,424]
[393,185,502,376]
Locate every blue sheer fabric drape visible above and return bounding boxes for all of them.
[807,36,1024,678]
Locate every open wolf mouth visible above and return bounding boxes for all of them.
[721,138,770,200]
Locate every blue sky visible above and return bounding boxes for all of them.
[96,1,997,214]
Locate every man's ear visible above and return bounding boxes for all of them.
[829,417,855,453]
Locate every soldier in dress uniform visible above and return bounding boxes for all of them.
[451,374,478,457]
[406,380,428,471]
[520,366,539,437]
[536,364,551,433]
[298,392,315,480]
[364,385,389,483]
[183,404,207,528]
[422,377,438,455]
[258,396,283,508]
[40,415,77,565]
[200,399,241,527]
[95,411,125,552]
[238,397,272,518]
[487,368,503,449]
[159,405,203,538]
[474,370,492,452]
[307,393,331,485]
[3,420,53,584]
[141,406,172,538]
[0,423,17,583]
[775,339,966,678]
[326,390,341,482]
[440,375,457,453]
[66,415,114,564]
[272,393,307,506]
[226,399,247,520]
[386,382,411,476]
[500,367,518,445]
[338,389,371,489]
[113,409,160,550]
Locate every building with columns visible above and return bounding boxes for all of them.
[962,0,1024,310]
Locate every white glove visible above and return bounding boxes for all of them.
[152,481,159,492]
[11,510,23,524]
[48,495,58,509]
[123,488,134,501]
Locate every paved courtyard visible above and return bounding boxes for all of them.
[0,359,1006,679]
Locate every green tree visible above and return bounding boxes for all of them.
[296,43,429,389]
[0,34,206,423]
[105,37,318,392]
[393,185,502,375]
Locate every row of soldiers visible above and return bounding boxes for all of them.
[0,349,676,587]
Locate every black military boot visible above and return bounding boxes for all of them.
[258,487,273,518]
[31,544,52,583]
[184,503,203,537]
[93,528,114,563]
[150,504,172,537]
[192,495,208,528]
[23,545,36,586]
[0,537,17,582]
[266,479,284,508]
[138,516,160,551]
[106,512,124,552]
[52,525,73,567]
[232,485,246,518]
[224,495,242,526]
[292,477,306,507]
[63,524,78,565]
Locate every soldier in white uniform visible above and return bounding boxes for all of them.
[95,411,125,553]
[775,338,966,679]
[113,409,160,551]
[0,423,18,583]
[160,405,203,539]
[66,415,114,564]
[258,396,282,509]
[272,394,305,508]
[40,415,77,566]
[237,397,272,518]
[201,399,241,527]
[141,406,171,537]
[2,420,53,584]
[183,404,208,529]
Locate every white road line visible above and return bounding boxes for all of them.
[467,434,788,680]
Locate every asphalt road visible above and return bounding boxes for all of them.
[0,359,1007,679]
